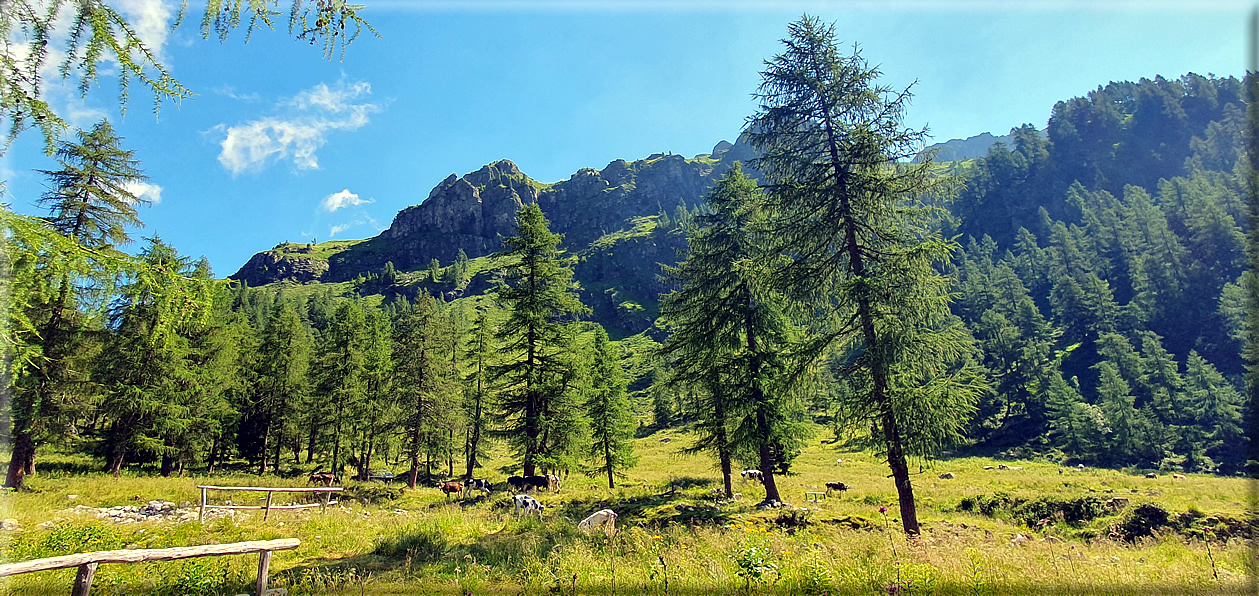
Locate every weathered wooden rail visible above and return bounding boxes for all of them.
[198,485,342,522]
[804,491,826,503]
[0,538,299,596]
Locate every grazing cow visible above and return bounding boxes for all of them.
[578,509,618,531]
[507,476,527,492]
[465,479,492,495]
[740,470,763,482]
[309,472,336,486]
[1145,473,1157,479]
[546,473,562,493]
[835,458,843,465]
[437,481,464,499]
[1172,473,1186,479]
[513,494,545,518]
[825,482,850,494]
[523,475,550,492]
[938,472,956,480]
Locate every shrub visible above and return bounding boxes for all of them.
[373,524,448,563]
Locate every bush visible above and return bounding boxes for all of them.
[1112,503,1172,542]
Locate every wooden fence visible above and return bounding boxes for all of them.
[198,485,342,522]
[0,538,299,596]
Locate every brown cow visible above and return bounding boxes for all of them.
[309,472,336,486]
[437,481,464,500]
[825,482,849,494]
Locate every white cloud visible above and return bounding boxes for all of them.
[124,180,164,204]
[329,223,353,238]
[216,79,380,175]
[321,188,372,212]
[113,0,175,61]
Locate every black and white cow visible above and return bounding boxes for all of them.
[740,469,763,482]
[465,479,492,496]
[513,494,545,518]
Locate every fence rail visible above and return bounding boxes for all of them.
[0,538,300,596]
[197,485,342,522]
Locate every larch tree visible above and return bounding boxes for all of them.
[660,164,804,504]
[585,325,637,488]
[492,203,589,477]
[253,302,312,474]
[748,16,986,533]
[462,306,497,480]
[393,293,457,488]
[317,300,370,478]
[6,120,147,489]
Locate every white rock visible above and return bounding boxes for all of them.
[1,519,19,531]
[67,494,78,500]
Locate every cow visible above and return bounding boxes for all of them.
[309,472,336,486]
[513,494,545,518]
[507,476,527,492]
[465,479,492,496]
[523,475,550,492]
[825,482,850,494]
[740,469,763,482]
[437,481,464,499]
[578,509,618,532]
[546,473,562,493]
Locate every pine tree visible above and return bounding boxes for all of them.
[585,326,637,488]
[748,16,986,532]
[491,204,589,476]
[316,301,370,478]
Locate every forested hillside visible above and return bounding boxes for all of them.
[5,67,1252,497]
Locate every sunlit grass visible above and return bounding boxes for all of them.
[1,427,1253,594]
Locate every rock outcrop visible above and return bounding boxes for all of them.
[231,245,330,284]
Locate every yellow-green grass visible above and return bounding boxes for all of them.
[2,429,1253,594]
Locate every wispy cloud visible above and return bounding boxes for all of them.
[124,180,164,204]
[211,84,262,103]
[329,223,353,238]
[320,188,372,212]
[216,78,381,175]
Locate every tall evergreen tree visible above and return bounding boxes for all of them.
[462,307,496,479]
[585,326,637,488]
[6,120,148,488]
[748,16,986,532]
[660,164,803,504]
[491,203,589,476]
[251,303,311,474]
[393,293,457,488]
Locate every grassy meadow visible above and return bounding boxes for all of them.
[1,427,1254,595]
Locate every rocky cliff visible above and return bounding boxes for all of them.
[230,136,756,335]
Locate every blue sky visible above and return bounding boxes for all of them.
[2,1,1250,276]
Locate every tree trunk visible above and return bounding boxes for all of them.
[306,415,317,464]
[207,436,219,473]
[881,393,920,535]
[259,420,270,475]
[4,432,32,489]
[757,411,782,504]
[272,427,283,476]
[605,441,615,489]
[160,453,175,477]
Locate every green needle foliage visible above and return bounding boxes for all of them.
[1,0,376,152]
[749,16,987,533]
[660,164,806,504]
[491,203,589,477]
[585,325,637,488]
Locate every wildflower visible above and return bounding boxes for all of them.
[879,506,888,514]
[782,550,792,555]
[652,535,663,540]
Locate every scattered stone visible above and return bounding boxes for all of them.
[67,494,78,500]
[1,519,19,531]
[938,472,956,480]
[1110,556,1120,563]
[71,499,231,524]
[1106,497,1129,509]
[37,521,56,529]
[659,437,672,443]
[984,530,993,540]
[1011,533,1029,546]
[393,509,408,516]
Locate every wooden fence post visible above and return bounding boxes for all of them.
[255,550,272,596]
[199,487,207,523]
[263,491,274,522]
[71,562,98,596]
[321,490,331,514]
